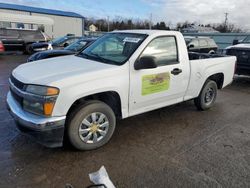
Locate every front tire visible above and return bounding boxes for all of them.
[194,80,217,111]
[24,44,33,54]
[67,101,116,150]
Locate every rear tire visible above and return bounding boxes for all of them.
[67,101,116,150]
[194,80,217,111]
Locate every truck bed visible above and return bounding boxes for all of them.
[188,52,226,60]
[184,52,236,101]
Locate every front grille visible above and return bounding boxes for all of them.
[228,49,250,56]
[9,75,25,107]
[227,49,250,64]
[10,74,25,90]
[10,88,23,106]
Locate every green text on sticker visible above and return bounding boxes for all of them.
[142,72,170,96]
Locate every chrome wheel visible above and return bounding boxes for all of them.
[79,112,109,144]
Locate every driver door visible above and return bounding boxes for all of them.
[129,36,189,116]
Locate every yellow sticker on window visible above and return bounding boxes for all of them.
[142,72,170,96]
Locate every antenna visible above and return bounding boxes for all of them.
[149,13,152,30]
[224,12,229,27]
[107,16,110,32]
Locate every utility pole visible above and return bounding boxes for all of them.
[149,13,152,30]
[107,16,110,32]
[224,12,229,31]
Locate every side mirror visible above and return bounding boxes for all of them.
[232,39,239,45]
[64,42,69,47]
[188,44,194,49]
[134,56,157,70]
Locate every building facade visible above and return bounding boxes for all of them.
[0,3,84,38]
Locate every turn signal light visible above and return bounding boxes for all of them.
[44,102,55,116]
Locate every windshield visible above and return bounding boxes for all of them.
[243,36,250,43]
[65,40,89,52]
[78,33,148,65]
[51,37,68,45]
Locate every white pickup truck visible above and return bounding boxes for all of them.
[7,30,236,150]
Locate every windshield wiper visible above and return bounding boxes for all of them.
[77,52,115,65]
[88,52,110,63]
[77,53,92,59]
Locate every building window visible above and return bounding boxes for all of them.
[0,21,11,28]
[16,23,25,29]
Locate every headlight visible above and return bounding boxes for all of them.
[222,49,227,55]
[26,85,59,96]
[23,100,56,116]
[23,85,59,116]
[23,100,44,115]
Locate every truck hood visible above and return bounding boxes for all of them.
[226,43,250,50]
[12,55,115,85]
[31,42,49,49]
[27,50,74,62]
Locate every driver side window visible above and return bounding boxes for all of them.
[140,36,178,66]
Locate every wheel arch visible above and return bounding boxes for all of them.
[206,73,224,89]
[208,50,215,54]
[23,42,34,48]
[23,42,34,54]
[66,91,123,120]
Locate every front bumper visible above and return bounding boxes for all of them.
[6,92,66,148]
[236,67,250,76]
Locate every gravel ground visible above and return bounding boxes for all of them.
[0,54,249,188]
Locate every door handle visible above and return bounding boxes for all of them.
[171,68,182,75]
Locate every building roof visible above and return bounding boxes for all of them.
[0,3,84,18]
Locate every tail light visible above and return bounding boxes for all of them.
[0,41,5,52]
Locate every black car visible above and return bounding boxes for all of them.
[31,34,80,53]
[0,28,47,54]
[185,37,218,54]
[27,38,96,62]
[226,36,250,75]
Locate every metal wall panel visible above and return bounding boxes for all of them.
[0,9,83,38]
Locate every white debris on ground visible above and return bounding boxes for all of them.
[89,166,115,188]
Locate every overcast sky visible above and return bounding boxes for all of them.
[1,0,249,29]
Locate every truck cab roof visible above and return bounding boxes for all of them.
[112,30,181,36]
